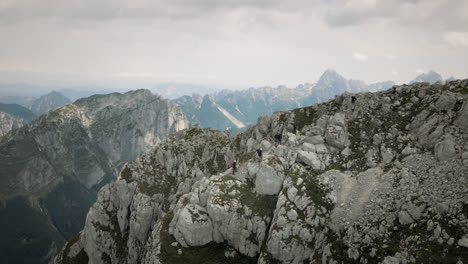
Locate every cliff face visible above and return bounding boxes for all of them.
[56,80,468,264]
[0,103,36,136]
[0,111,28,137]
[0,89,188,264]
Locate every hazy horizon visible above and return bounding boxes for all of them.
[1,0,467,96]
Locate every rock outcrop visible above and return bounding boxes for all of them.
[0,89,188,264]
[56,80,468,264]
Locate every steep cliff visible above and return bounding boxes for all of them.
[0,89,188,264]
[56,80,468,264]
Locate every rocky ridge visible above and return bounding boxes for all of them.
[56,80,468,264]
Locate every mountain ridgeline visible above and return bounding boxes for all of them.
[175,70,395,133]
[0,91,72,136]
[0,90,188,264]
[56,80,468,264]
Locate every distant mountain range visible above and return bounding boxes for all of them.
[175,69,396,133]
[0,91,72,136]
[29,91,71,115]
[0,69,452,137]
[0,91,71,114]
[410,71,444,84]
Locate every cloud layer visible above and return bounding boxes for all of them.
[0,0,467,88]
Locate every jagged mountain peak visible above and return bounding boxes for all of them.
[74,89,174,117]
[317,69,346,83]
[29,90,71,115]
[410,70,443,84]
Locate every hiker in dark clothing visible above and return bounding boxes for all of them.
[351,96,357,103]
[231,160,237,175]
[274,134,282,145]
[256,148,263,162]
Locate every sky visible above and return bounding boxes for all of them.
[0,0,467,94]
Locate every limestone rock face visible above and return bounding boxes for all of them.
[174,204,213,247]
[324,113,350,150]
[434,135,457,161]
[254,163,284,195]
[297,150,322,169]
[56,80,468,264]
[434,92,456,112]
[0,111,28,136]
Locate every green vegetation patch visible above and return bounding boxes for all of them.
[325,231,360,264]
[292,107,318,132]
[60,234,89,264]
[278,112,288,123]
[238,179,278,218]
[213,176,277,218]
[266,156,282,167]
[239,151,256,163]
[184,127,204,140]
[288,169,333,211]
[120,166,133,183]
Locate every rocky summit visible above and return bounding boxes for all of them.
[0,89,188,264]
[55,80,468,264]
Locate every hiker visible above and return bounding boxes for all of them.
[351,96,357,103]
[256,148,263,162]
[274,134,282,145]
[230,160,237,175]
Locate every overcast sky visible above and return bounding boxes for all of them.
[0,0,467,91]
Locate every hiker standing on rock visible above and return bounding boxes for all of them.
[230,160,237,175]
[256,148,263,162]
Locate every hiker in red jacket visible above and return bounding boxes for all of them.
[230,160,237,175]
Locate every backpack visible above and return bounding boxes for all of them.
[230,161,234,168]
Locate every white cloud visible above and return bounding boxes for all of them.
[444,31,468,47]
[416,69,425,74]
[353,52,368,62]
[325,0,468,30]
[0,0,467,88]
